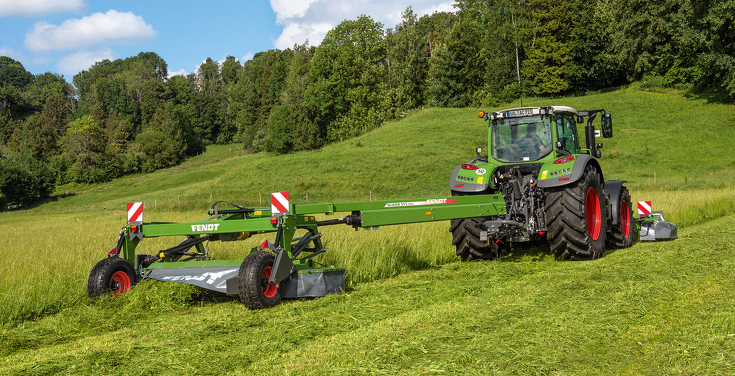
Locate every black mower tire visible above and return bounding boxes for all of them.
[607,186,637,249]
[87,256,136,298]
[450,217,505,261]
[238,251,282,309]
[545,164,607,260]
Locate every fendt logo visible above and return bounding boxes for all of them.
[384,199,457,207]
[161,270,235,285]
[191,224,220,232]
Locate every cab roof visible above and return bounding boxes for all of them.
[491,106,578,119]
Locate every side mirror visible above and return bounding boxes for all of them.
[601,113,613,138]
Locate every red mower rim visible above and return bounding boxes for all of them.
[622,201,630,238]
[261,265,278,298]
[110,271,131,296]
[586,187,602,241]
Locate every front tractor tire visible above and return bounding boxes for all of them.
[238,251,282,309]
[450,217,505,261]
[88,256,137,298]
[607,186,636,249]
[545,165,607,260]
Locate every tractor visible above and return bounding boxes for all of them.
[87,106,637,308]
[449,106,636,261]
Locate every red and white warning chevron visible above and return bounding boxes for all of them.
[637,201,652,217]
[127,202,143,223]
[270,192,289,216]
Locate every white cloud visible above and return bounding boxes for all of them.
[270,0,320,21]
[424,1,455,14]
[0,0,87,18]
[274,22,332,50]
[167,69,189,79]
[57,47,114,77]
[242,52,254,62]
[25,10,156,52]
[270,0,455,50]
[0,48,25,63]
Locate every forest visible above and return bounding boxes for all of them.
[1,0,733,208]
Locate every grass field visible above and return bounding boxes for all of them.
[1,86,735,374]
[1,214,734,374]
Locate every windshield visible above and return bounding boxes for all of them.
[491,115,553,162]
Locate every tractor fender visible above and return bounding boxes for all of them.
[448,165,490,193]
[537,155,604,189]
[604,180,627,226]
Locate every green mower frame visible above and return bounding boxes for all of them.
[89,194,506,309]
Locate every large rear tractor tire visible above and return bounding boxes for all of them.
[238,251,282,309]
[607,186,636,248]
[545,164,607,260]
[88,256,137,298]
[450,217,505,261]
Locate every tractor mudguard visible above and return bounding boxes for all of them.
[604,180,627,226]
[537,154,604,189]
[448,165,490,193]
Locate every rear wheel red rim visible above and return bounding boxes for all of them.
[586,187,601,241]
[622,201,630,238]
[261,265,277,298]
[110,271,131,296]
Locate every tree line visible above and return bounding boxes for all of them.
[1,0,733,208]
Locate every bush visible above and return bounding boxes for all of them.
[134,130,184,169]
[0,159,35,207]
[0,157,55,208]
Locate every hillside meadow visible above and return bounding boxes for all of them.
[1,86,735,374]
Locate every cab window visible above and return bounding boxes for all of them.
[554,114,579,155]
[491,115,552,162]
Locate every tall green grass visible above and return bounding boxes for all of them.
[0,212,457,326]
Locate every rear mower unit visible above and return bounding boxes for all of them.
[89,194,507,309]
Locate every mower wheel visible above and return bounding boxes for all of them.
[545,164,607,260]
[607,186,637,248]
[87,256,136,298]
[238,251,281,309]
[450,217,506,261]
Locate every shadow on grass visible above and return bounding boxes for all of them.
[188,282,360,305]
[8,192,80,212]
[190,288,239,304]
[502,241,553,262]
[498,241,626,262]
[683,85,734,105]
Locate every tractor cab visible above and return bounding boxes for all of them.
[485,107,581,163]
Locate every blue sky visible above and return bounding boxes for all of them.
[0,0,454,80]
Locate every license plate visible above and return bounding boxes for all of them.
[506,109,533,117]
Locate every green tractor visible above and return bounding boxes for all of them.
[449,106,636,261]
